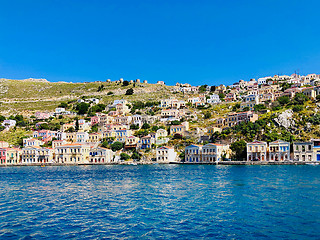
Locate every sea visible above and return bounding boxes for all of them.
[0,165,319,239]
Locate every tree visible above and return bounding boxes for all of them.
[210,86,216,92]
[132,101,145,109]
[90,124,98,133]
[131,151,141,160]
[151,125,159,132]
[277,96,290,105]
[243,107,250,111]
[141,123,150,129]
[66,127,75,133]
[170,120,181,125]
[293,93,309,105]
[173,133,183,139]
[0,115,5,122]
[218,93,225,101]
[111,141,124,151]
[120,153,130,160]
[89,104,106,114]
[232,103,240,111]
[97,84,104,92]
[76,102,90,115]
[254,104,266,112]
[125,88,134,95]
[75,118,79,131]
[107,91,113,95]
[58,102,68,108]
[179,151,185,161]
[230,140,247,160]
[39,123,50,130]
[101,141,109,148]
[199,85,208,92]
[292,105,303,112]
[130,124,140,130]
[280,82,293,92]
[204,112,211,119]
[309,113,320,125]
[134,129,149,137]
[122,80,129,86]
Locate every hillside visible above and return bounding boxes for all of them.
[0,78,178,115]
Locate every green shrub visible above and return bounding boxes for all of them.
[292,105,303,112]
[120,153,130,160]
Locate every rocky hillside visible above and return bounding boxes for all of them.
[0,78,177,116]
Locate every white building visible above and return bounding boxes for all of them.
[240,95,260,111]
[55,108,66,114]
[23,138,45,147]
[89,147,114,163]
[1,120,16,129]
[156,146,177,162]
[257,77,271,85]
[21,147,53,164]
[76,132,89,143]
[207,94,221,104]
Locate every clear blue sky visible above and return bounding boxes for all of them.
[0,0,320,85]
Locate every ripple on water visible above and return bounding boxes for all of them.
[0,165,319,239]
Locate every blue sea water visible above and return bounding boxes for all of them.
[0,165,319,240]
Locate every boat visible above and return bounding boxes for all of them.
[306,162,320,166]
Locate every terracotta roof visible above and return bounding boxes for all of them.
[158,146,173,149]
[59,143,84,147]
[248,141,267,144]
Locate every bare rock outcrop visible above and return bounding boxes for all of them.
[274,109,295,129]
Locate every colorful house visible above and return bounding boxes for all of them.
[269,140,290,161]
[247,141,267,161]
[185,144,202,163]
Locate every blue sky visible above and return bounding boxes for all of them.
[0,0,320,85]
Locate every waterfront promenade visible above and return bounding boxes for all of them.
[0,160,318,167]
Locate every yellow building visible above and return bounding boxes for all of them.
[88,133,103,143]
[6,148,21,165]
[55,143,91,164]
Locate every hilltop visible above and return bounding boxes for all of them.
[0,78,178,116]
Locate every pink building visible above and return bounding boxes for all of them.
[0,148,6,165]
[91,116,99,126]
[33,130,57,143]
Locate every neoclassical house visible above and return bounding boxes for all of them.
[269,140,290,161]
[247,141,267,161]
[201,143,230,162]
